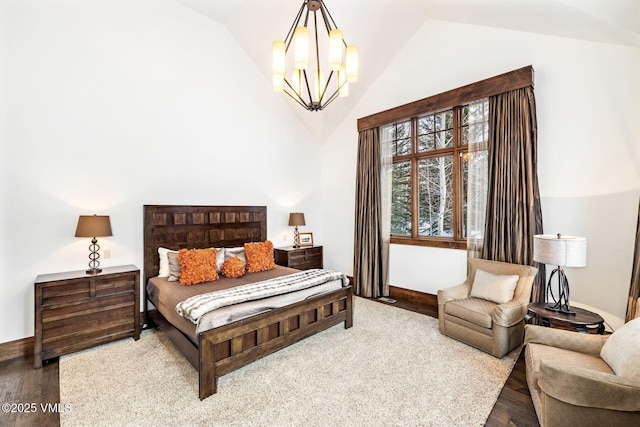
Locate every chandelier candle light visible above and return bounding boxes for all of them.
[272,0,358,111]
[533,234,587,314]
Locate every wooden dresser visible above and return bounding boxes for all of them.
[274,246,323,270]
[34,264,140,368]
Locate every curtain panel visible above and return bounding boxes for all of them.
[626,198,640,322]
[353,127,389,298]
[483,87,546,303]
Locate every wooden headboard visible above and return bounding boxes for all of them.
[143,205,267,284]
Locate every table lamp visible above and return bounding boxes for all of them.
[75,214,112,274]
[533,233,587,314]
[288,212,306,248]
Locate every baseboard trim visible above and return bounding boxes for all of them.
[0,336,34,363]
[389,285,437,308]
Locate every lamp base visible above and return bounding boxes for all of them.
[293,226,300,249]
[544,302,576,315]
[545,266,575,315]
[86,268,102,275]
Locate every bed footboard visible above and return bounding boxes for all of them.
[198,285,353,400]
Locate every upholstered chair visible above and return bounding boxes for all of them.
[524,317,640,427]
[438,258,538,358]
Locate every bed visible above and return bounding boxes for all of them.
[143,205,353,400]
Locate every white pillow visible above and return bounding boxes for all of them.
[214,248,225,272]
[470,269,519,304]
[600,317,640,379]
[158,247,177,277]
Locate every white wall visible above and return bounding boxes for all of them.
[321,20,640,323]
[3,4,640,344]
[0,0,322,344]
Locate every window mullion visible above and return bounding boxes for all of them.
[453,106,462,242]
[410,118,419,239]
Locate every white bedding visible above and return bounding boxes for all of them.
[195,278,343,334]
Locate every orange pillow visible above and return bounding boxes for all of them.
[244,240,275,273]
[221,256,246,278]
[178,248,219,286]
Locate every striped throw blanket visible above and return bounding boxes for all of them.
[176,269,348,324]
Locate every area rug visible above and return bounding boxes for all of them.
[59,297,518,426]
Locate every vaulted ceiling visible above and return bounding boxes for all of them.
[176,0,640,138]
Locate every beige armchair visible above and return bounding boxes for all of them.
[438,258,538,358]
[524,319,640,427]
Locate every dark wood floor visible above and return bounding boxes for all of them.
[0,355,60,427]
[1,296,538,427]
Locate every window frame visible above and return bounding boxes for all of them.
[358,66,534,249]
[389,106,469,249]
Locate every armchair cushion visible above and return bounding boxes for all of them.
[600,317,640,379]
[470,269,519,304]
[539,359,640,411]
[445,298,495,329]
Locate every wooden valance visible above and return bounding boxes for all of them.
[357,65,534,131]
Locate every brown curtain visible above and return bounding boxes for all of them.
[482,86,546,303]
[353,127,388,298]
[626,198,640,322]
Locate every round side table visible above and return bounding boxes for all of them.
[527,302,605,334]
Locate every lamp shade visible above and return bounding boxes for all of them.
[75,215,112,238]
[533,234,587,267]
[288,212,306,227]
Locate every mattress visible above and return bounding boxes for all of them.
[147,266,344,342]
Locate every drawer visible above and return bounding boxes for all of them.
[95,275,136,297]
[42,320,135,353]
[43,304,134,337]
[42,279,92,306]
[42,293,134,323]
[289,248,322,262]
[293,261,321,270]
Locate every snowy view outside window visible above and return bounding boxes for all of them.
[383,99,488,243]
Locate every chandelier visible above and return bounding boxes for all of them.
[272,0,358,111]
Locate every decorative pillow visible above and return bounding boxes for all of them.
[221,256,246,278]
[470,269,519,304]
[167,252,181,282]
[177,248,219,286]
[244,240,275,273]
[600,317,640,378]
[158,247,177,277]
[166,247,224,281]
[224,247,246,263]
[213,247,225,272]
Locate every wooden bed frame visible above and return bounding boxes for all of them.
[143,205,353,400]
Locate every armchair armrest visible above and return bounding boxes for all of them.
[493,299,528,328]
[524,325,607,356]
[437,282,470,305]
[539,359,640,411]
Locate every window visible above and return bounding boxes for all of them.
[383,100,488,249]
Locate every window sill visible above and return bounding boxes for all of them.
[390,236,467,250]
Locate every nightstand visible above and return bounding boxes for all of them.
[34,264,140,368]
[274,246,323,270]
